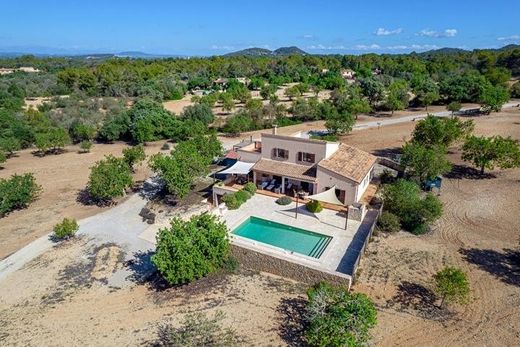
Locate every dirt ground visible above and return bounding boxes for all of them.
[0,141,167,260]
[351,108,520,346]
[0,109,518,346]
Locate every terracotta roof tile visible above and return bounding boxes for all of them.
[318,143,376,183]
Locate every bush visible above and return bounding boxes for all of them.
[222,193,241,210]
[0,150,6,166]
[157,311,241,347]
[276,196,293,205]
[305,282,377,347]
[0,136,21,156]
[377,211,400,233]
[79,140,93,153]
[234,189,251,203]
[53,218,79,239]
[161,142,170,150]
[243,182,257,195]
[87,155,133,202]
[434,266,470,308]
[35,127,70,154]
[0,173,41,217]
[122,144,146,170]
[152,213,230,285]
[306,200,323,213]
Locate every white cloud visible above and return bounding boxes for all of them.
[306,44,346,50]
[497,35,520,41]
[302,34,314,39]
[417,28,457,38]
[211,45,236,50]
[355,44,381,50]
[375,27,403,36]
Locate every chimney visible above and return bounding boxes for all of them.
[272,125,278,135]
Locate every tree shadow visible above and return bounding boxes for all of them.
[460,248,520,287]
[371,147,402,160]
[276,297,308,347]
[385,281,452,321]
[444,164,496,180]
[125,250,167,288]
[76,188,114,206]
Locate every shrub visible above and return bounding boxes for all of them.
[377,211,400,233]
[87,155,133,202]
[152,213,230,285]
[306,200,323,213]
[276,196,293,205]
[222,193,241,210]
[157,311,241,347]
[234,190,251,203]
[0,150,6,166]
[434,266,470,308]
[161,142,170,150]
[122,144,146,170]
[35,127,70,154]
[53,218,79,239]
[243,182,257,195]
[70,121,96,143]
[305,282,377,347]
[0,173,41,217]
[0,136,21,156]
[79,140,93,153]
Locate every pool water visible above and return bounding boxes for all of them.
[232,217,331,259]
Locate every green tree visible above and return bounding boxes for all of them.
[305,282,377,347]
[220,92,235,113]
[79,140,93,153]
[382,179,443,234]
[245,98,263,112]
[447,101,462,115]
[479,83,509,113]
[0,150,6,166]
[411,115,474,148]
[462,135,520,174]
[401,142,452,181]
[35,127,70,154]
[87,155,133,202]
[284,85,300,100]
[222,113,255,135]
[122,145,146,171]
[53,218,79,240]
[510,81,520,98]
[413,77,440,111]
[385,80,409,115]
[181,104,215,125]
[434,267,470,308]
[325,112,355,135]
[152,213,230,285]
[359,77,385,107]
[69,121,96,143]
[0,173,41,217]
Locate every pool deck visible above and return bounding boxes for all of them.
[217,194,362,276]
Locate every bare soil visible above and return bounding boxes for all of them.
[0,141,167,260]
[0,109,518,346]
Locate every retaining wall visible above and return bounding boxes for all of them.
[231,244,352,289]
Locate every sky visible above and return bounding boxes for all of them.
[1,0,519,56]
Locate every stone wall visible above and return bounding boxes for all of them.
[231,244,352,289]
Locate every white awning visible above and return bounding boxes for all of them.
[307,185,344,206]
[219,161,255,175]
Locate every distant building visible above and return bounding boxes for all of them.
[340,69,355,80]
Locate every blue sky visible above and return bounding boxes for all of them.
[1,0,519,55]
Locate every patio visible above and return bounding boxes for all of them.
[216,193,364,276]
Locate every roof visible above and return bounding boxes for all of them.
[318,143,377,183]
[252,159,317,182]
[219,161,255,175]
[224,150,240,160]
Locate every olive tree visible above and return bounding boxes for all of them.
[0,173,41,217]
[401,142,451,181]
[122,144,146,171]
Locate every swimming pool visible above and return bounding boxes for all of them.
[232,217,332,259]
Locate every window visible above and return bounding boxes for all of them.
[272,148,289,160]
[297,152,315,163]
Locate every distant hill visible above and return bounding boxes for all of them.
[418,47,469,57]
[224,46,307,57]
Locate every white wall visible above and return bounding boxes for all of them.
[237,149,261,163]
[355,168,372,202]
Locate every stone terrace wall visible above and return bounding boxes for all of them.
[231,245,352,289]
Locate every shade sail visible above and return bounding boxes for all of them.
[307,185,344,206]
[219,161,255,175]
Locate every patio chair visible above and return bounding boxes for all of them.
[286,182,292,191]
[260,181,269,190]
[266,183,275,191]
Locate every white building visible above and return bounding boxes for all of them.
[222,130,376,206]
